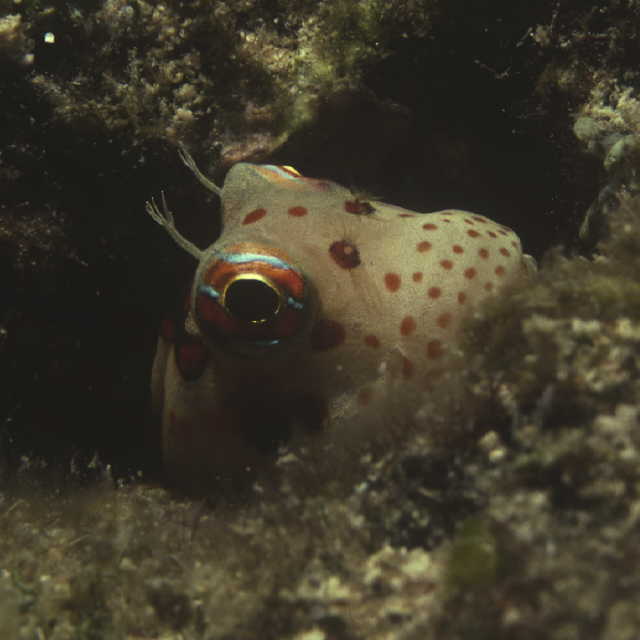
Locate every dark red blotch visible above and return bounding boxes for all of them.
[329,240,361,269]
[310,318,346,351]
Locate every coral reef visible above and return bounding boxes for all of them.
[1,0,640,638]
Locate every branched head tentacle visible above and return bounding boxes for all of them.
[178,143,223,196]
[145,191,203,260]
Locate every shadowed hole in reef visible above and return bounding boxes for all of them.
[274,2,599,263]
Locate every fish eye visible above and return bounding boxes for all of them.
[222,274,281,324]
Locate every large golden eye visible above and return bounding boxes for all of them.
[221,274,282,324]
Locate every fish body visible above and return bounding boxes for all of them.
[148,155,533,489]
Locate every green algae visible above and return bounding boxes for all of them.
[445,517,497,591]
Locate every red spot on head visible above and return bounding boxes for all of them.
[498,230,509,236]
[422,223,438,231]
[511,241,519,249]
[402,356,414,379]
[311,319,346,350]
[417,241,432,252]
[478,248,489,259]
[175,335,209,381]
[487,231,497,238]
[412,272,423,282]
[384,273,401,292]
[464,218,474,225]
[437,313,452,329]
[464,267,477,279]
[467,229,480,238]
[473,216,488,223]
[242,208,267,225]
[440,259,453,270]
[358,388,372,406]
[398,213,415,218]
[428,286,442,299]
[495,266,506,276]
[364,334,380,348]
[426,339,444,359]
[329,240,361,269]
[452,244,464,254]
[344,200,374,215]
[288,205,308,217]
[457,292,467,304]
[484,282,494,291]
[499,248,511,257]
[400,315,416,336]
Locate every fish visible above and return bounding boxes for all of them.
[147,147,535,490]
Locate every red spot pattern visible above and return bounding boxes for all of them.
[484,282,494,291]
[329,240,361,269]
[242,208,267,225]
[344,200,374,215]
[467,229,480,238]
[398,213,415,218]
[473,216,488,223]
[175,335,209,381]
[457,292,467,304]
[311,319,346,351]
[400,316,416,336]
[364,334,380,348]
[412,272,423,282]
[495,266,506,277]
[500,248,511,257]
[384,273,401,292]
[464,267,477,279]
[479,248,489,259]
[440,259,453,270]
[428,286,441,299]
[487,231,497,238]
[426,340,444,359]
[464,218,474,225]
[288,205,308,217]
[422,223,438,231]
[417,241,432,252]
[453,244,464,254]
[498,230,509,236]
[437,313,452,329]
[402,357,414,379]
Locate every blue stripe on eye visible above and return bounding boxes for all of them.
[221,252,293,272]
[197,284,220,299]
[287,296,304,310]
[261,165,301,181]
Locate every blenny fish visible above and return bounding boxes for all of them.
[147,148,534,489]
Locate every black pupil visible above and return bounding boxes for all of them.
[225,278,280,323]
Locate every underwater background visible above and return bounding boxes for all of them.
[1,1,640,638]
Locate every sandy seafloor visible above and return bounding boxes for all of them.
[1,1,640,638]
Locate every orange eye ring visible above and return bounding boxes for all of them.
[194,246,310,350]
